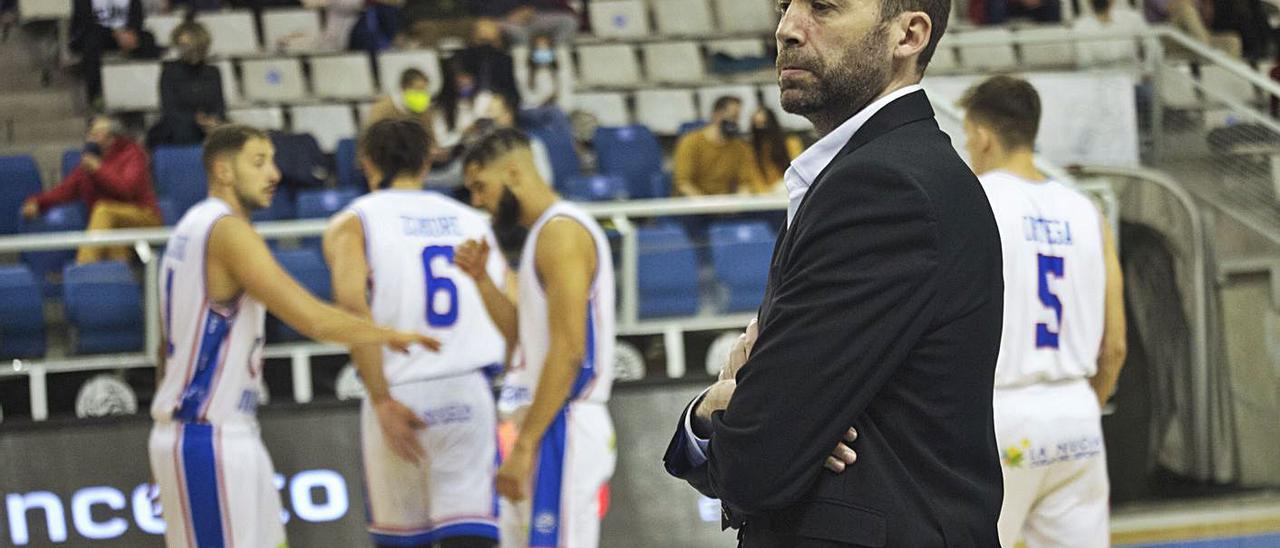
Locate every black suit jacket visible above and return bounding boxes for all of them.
[664,90,1004,547]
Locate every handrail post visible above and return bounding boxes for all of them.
[612,214,639,330]
[29,363,47,421]
[291,348,313,404]
[138,241,159,366]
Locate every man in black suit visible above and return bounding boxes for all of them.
[663,0,1005,546]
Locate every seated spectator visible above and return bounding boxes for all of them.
[1210,0,1271,59]
[747,107,805,195]
[147,19,225,148]
[433,58,491,156]
[477,92,554,184]
[1073,0,1149,65]
[366,68,451,164]
[976,0,1062,23]
[516,34,574,110]
[402,0,476,47]
[21,116,161,264]
[71,0,161,109]
[672,96,761,197]
[1146,0,1243,55]
[472,0,578,46]
[455,19,521,108]
[348,0,403,53]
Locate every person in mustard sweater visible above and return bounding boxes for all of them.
[672,96,764,197]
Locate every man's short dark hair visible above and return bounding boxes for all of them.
[359,117,432,186]
[882,0,950,73]
[461,126,532,170]
[202,124,268,173]
[959,75,1041,151]
[712,95,742,114]
[399,68,428,89]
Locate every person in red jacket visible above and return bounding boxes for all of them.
[22,115,162,264]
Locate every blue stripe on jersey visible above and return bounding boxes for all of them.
[175,311,233,422]
[569,302,596,400]
[529,409,569,547]
[181,423,226,548]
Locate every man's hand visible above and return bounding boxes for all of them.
[825,427,858,473]
[21,199,39,220]
[496,442,535,501]
[719,318,759,382]
[81,153,102,172]
[455,239,491,281]
[694,379,736,428]
[114,29,139,52]
[387,331,441,353]
[374,398,427,463]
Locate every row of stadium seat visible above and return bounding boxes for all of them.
[0,217,777,359]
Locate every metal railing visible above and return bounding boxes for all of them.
[0,196,789,420]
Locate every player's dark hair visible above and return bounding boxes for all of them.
[399,67,428,90]
[460,126,532,170]
[359,117,432,189]
[959,75,1041,151]
[881,0,950,73]
[712,95,742,114]
[202,124,268,173]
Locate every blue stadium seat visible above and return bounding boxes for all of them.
[296,187,361,219]
[0,265,47,359]
[335,138,366,189]
[0,155,44,235]
[709,220,775,313]
[638,223,701,318]
[158,198,182,226]
[521,107,582,188]
[595,125,667,199]
[63,261,144,354]
[562,174,628,202]
[251,186,297,222]
[19,203,87,297]
[152,146,207,222]
[677,120,707,136]
[62,148,81,179]
[267,248,331,342]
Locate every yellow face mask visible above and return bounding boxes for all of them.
[403,90,431,114]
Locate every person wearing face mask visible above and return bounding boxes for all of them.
[746,107,806,195]
[71,0,161,109]
[516,34,574,109]
[147,19,226,148]
[672,95,765,197]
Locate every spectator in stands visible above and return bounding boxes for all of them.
[433,58,490,158]
[402,0,476,47]
[348,0,404,53]
[975,0,1062,23]
[1211,0,1271,59]
[476,92,554,184]
[1073,0,1149,65]
[147,19,225,148]
[672,96,762,197]
[366,68,451,163]
[21,116,161,264]
[472,0,579,46]
[1146,0,1243,56]
[71,0,161,109]
[516,34,574,109]
[455,18,521,109]
[747,107,805,195]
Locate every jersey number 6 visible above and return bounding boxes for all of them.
[422,246,459,328]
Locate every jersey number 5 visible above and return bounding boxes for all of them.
[422,246,459,328]
[1036,254,1065,349]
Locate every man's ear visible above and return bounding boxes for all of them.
[892,12,933,65]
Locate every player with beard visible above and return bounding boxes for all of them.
[662,0,1006,545]
[455,127,616,548]
[149,124,439,548]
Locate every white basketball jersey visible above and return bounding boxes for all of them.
[347,190,508,385]
[152,198,268,425]
[980,171,1106,388]
[501,202,615,413]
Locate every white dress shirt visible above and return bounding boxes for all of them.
[683,84,927,467]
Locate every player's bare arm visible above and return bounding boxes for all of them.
[496,218,594,501]
[1091,214,1127,407]
[324,212,427,463]
[456,237,519,345]
[207,214,440,352]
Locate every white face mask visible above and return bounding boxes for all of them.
[532,48,555,65]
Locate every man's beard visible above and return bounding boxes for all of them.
[777,24,893,122]
[492,186,528,255]
[235,186,268,212]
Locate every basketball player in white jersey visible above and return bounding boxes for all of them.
[961,76,1127,547]
[150,124,440,548]
[454,127,616,548]
[323,118,509,548]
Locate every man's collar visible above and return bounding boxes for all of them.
[785,84,924,195]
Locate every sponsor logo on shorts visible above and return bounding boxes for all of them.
[534,512,557,534]
[1004,436,1104,468]
[421,404,472,426]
